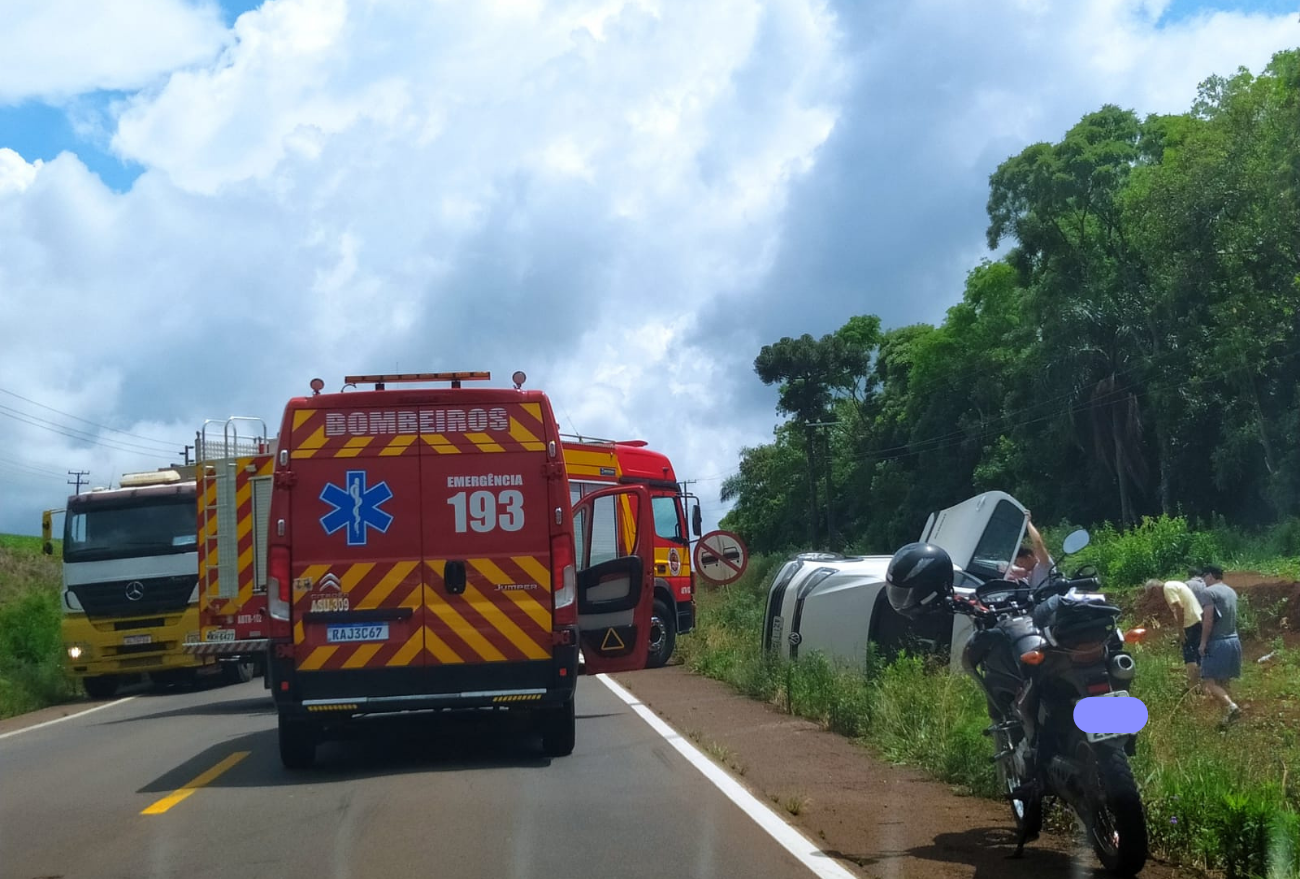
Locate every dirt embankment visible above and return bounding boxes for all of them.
[1129,571,1300,654]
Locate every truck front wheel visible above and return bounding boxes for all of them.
[279,717,317,770]
[82,676,118,700]
[646,597,677,669]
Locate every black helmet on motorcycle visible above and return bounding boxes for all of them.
[885,542,954,619]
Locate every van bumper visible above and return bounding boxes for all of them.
[269,640,579,717]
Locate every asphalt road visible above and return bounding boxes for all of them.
[0,676,823,879]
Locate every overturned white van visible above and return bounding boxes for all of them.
[761,491,1031,674]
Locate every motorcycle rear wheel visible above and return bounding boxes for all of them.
[1085,745,1148,877]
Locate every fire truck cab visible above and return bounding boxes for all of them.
[265,372,657,768]
[562,437,700,668]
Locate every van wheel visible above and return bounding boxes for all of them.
[647,598,677,669]
[279,717,317,770]
[541,698,576,758]
[222,660,254,685]
[83,676,118,699]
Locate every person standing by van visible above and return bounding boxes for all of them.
[1198,565,1242,724]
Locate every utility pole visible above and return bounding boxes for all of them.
[181,444,193,465]
[809,422,839,551]
[67,470,89,495]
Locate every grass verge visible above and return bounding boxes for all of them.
[0,538,77,718]
[679,554,1300,878]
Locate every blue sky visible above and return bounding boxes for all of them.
[0,0,1297,535]
[1,0,1294,194]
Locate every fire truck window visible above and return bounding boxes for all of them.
[589,494,619,566]
[651,496,682,542]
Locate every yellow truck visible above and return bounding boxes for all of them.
[51,468,218,698]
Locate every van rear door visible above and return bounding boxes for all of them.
[419,401,554,668]
[287,411,426,674]
[572,485,655,674]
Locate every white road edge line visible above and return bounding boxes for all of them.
[0,696,138,741]
[597,674,859,879]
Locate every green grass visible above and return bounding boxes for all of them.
[0,535,77,718]
[681,538,1300,878]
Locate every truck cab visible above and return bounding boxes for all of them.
[58,469,212,698]
[265,372,658,768]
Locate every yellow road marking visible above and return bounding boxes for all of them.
[141,751,250,815]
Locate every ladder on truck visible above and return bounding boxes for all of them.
[188,417,276,657]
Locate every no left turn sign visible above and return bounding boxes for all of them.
[693,530,749,585]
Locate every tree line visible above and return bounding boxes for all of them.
[720,48,1300,556]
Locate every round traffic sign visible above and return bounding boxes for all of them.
[693,530,749,585]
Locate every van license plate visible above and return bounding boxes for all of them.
[326,623,388,643]
[123,634,153,646]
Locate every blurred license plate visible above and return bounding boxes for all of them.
[326,624,388,643]
[1085,690,1129,743]
[123,634,153,646]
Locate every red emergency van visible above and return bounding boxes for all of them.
[264,372,656,768]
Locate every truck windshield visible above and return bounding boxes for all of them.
[651,495,684,543]
[63,498,197,563]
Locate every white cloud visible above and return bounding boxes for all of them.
[0,1,229,105]
[1,0,1298,540]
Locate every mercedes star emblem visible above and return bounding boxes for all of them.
[125,581,146,601]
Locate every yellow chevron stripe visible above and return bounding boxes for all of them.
[425,627,464,664]
[341,643,383,669]
[508,418,542,447]
[236,481,252,507]
[296,425,327,450]
[422,435,462,455]
[380,434,418,456]
[471,558,550,630]
[388,629,425,667]
[293,410,315,430]
[425,592,506,662]
[237,514,253,543]
[293,621,303,644]
[513,556,553,591]
[465,432,505,452]
[335,435,374,458]
[238,545,254,574]
[352,562,418,610]
[298,646,338,671]
[342,563,375,590]
[463,583,548,660]
[521,403,542,421]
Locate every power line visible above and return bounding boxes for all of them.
[0,406,176,456]
[0,385,177,445]
[0,455,67,478]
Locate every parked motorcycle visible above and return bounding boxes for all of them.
[884,532,1149,876]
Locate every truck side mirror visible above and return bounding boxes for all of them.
[692,503,702,538]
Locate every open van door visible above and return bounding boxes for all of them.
[572,485,654,674]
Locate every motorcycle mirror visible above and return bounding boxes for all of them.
[1062,529,1090,555]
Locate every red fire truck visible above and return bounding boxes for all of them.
[180,417,276,682]
[562,437,701,667]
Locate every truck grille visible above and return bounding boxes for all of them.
[72,575,195,619]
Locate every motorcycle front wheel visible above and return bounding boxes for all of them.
[1085,743,1148,877]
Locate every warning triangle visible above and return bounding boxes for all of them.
[600,627,626,652]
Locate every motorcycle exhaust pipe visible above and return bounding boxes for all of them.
[1109,652,1136,683]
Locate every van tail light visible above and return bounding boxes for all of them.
[268,545,292,623]
[551,534,576,627]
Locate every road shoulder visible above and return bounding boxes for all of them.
[612,664,1184,879]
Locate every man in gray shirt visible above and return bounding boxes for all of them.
[1198,565,1242,723]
